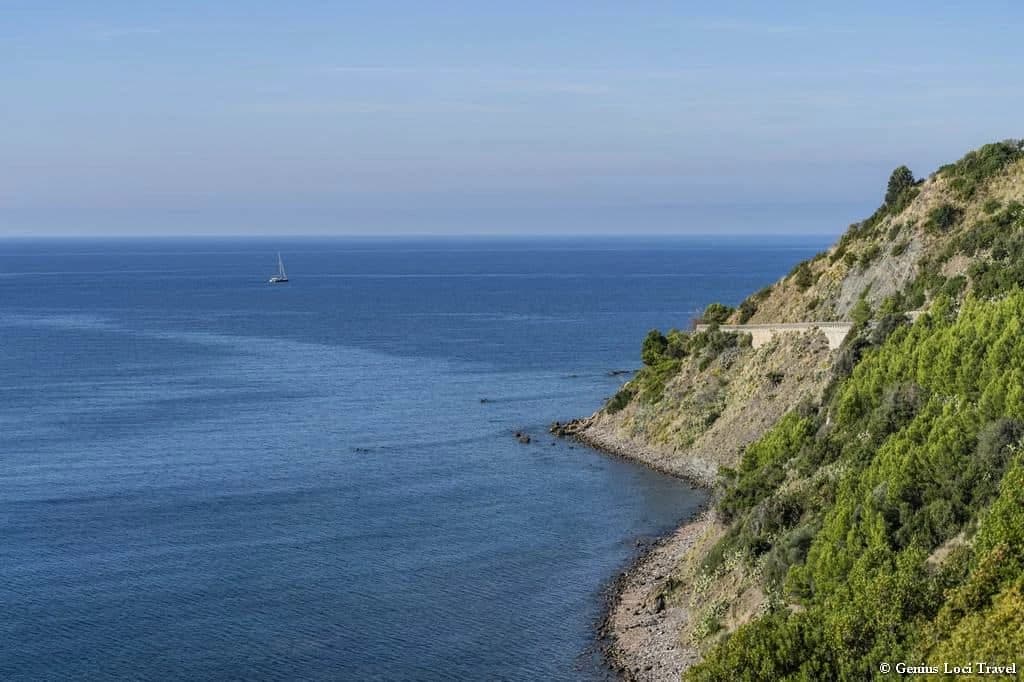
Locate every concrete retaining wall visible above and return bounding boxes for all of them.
[694,322,853,350]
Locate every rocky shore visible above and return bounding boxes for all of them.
[551,418,713,680]
[550,417,716,488]
[599,514,712,681]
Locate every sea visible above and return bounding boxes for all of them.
[0,236,826,680]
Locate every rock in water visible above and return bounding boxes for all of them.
[549,418,587,436]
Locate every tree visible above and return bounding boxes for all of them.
[792,261,815,290]
[641,329,668,366]
[885,166,915,207]
[851,299,872,326]
[700,302,735,325]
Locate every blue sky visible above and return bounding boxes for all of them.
[3,1,1023,236]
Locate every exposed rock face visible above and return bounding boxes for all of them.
[585,143,1024,679]
[576,331,832,485]
[735,156,1024,325]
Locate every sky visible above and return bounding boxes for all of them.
[3,1,1024,237]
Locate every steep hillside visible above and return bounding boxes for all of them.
[738,140,1024,324]
[578,330,832,485]
[585,140,1024,680]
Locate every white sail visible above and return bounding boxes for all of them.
[269,252,289,283]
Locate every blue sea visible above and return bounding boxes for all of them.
[0,236,825,680]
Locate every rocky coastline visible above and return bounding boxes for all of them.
[597,513,712,681]
[551,418,714,681]
[549,417,716,488]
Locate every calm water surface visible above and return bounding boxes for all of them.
[0,237,825,680]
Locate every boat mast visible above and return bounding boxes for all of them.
[277,253,286,279]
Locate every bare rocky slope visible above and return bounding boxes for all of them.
[575,140,1024,680]
[575,331,832,485]
[735,152,1024,325]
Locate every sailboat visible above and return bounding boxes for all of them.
[268,253,289,284]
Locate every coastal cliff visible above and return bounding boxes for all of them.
[582,141,1024,680]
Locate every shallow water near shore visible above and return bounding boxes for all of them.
[0,236,823,680]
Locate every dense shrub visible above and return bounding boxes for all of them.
[615,323,746,409]
[850,299,872,326]
[688,292,1024,680]
[700,302,735,325]
[939,139,1024,200]
[664,328,690,359]
[717,413,813,522]
[737,298,758,324]
[925,203,961,233]
[641,329,668,366]
[791,261,814,290]
[636,359,682,404]
[605,385,635,414]
[859,244,882,269]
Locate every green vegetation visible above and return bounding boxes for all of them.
[602,141,1024,679]
[791,261,814,290]
[828,164,923,267]
[605,384,636,414]
[925,203,961,234]
[885,166,915,207]
[687,293,1024,680]
[858,243,881,269]
[617,320,743,406]
[850,299,871,326]
[737,300,757,323]
[699,302,735,325]
[938,139,1024,200]
[897,200,1024,305]
[641,328,670,366]
[884,165,919,214]
[890,239,909,257]
[736,286,773,323]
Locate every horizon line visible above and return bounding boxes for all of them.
[0,231,841,240]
